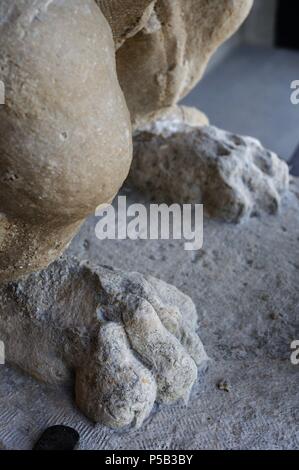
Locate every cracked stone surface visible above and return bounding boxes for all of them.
[130,117,290,223]
[0,179,298,450]
[0,258,207,429]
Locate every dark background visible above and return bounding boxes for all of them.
[276,1,299,50]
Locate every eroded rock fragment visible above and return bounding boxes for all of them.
[0,257,208,429]
[130,117,289,223]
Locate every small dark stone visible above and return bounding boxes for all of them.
[33,425,80,451]
[217,380,230,392]
[260,292,269,302]
[83,239,90,250]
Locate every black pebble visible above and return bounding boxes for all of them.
[33,425,80,451]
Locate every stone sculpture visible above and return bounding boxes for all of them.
[0,0,132,282]
[0,0,254,282]
[99,0,254,128]
[1,0,290,429]
[0,258,208,428]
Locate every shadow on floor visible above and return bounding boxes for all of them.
[290,145,299,176]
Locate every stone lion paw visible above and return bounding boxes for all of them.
[0,258,208,429]
[76,266,208,428]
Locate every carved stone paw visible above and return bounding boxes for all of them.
[0,258,208,429]
[76,266,208,428]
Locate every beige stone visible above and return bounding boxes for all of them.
[97,0,156,50]
[0,0,255,282]
[0,0,295,438]
[111,0,253,127]
[134,105,209,135]
[0,0,132,282]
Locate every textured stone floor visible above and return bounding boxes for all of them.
[0,179,298,450]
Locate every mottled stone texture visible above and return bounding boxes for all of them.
[97,0,156,49]
[1,0,292,439]
[0,0,254,282]
[0,0,132,283]
[1,179,299,450]
[0,258,207,429]
[130,116,289,222]
[105,0,254,127]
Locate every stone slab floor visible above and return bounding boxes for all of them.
[0,178,298,450]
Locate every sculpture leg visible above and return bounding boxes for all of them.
[0,258,208,429]
[0,0,132,282]
[1,0,289,433]
[0,0,209,429]
[99,0,290,223]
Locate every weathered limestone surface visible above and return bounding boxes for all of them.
[107,0,253,127]
[0,258,207,429]
[1,0,295,444]
[130,116,290,223]
[0,0,132,283]
[1,179,298,449]
[0,0,255,282]
[97,0,156,49]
